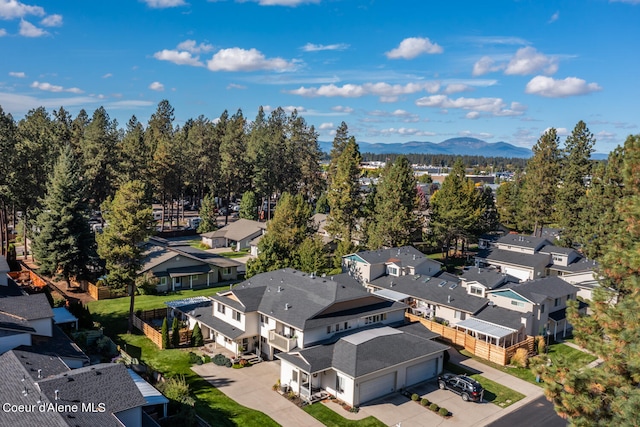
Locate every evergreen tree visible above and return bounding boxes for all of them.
[325,137,362,244]
[296,236,327,274]
[0,107,17,256]
[477,185,499,234]
[96,180,154,333]
[246,193,313,277]
[32,144,95,288]
[327,121,350,186]
[367,156,419,249]
[495,171,524,231]
[239,190,258,221]
[171,316,180,348]
[197,193,218,234]
[315,192,329,214]
[161,317,169,349]
[543,134,640,425]
[191,322,203,347]
[219,109,249,224]
[429,159,483,258]
[521,128,561,236]
[556,121,595,246]
[117,115,150,187]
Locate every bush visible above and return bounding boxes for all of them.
[212,354,230,366]
[429,403,439,412]
[232,363,242,369]
[171,317,180,348]
[511,347,530,368]
[239,358,249,367]
[203,355,211,364]
[161,318,169,349]
[187,352,201,364]
[420,398,429,406]
[411,393,419,401]
[191,322,204,347]
[225,361,232,368]
[536,335,546,355]
[438,407,449,417]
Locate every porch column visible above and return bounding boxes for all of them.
[207,272,210,287]
[190,276,193,289]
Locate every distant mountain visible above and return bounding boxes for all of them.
[318,137,533,158]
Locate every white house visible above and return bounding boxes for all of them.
[201,219,266,251]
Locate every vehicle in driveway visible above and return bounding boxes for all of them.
[437,373,484,402]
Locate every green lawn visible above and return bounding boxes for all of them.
[86,287,229,336]
[444,363,525,407]
[217,249,250,258]
[303,403,387,427]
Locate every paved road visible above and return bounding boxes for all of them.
[485,395,568,427]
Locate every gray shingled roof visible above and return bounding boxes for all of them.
[477,248,550,269]
[551,257,599,274]
[496,234,550,250]
[351,246,436,269]
[213,284,267,313]
[189,305,245,339]
[460,266,518,289]
[497,276,579,303]
[201,218,266,241]
[279,326,448,377]
[473,304,528,330]
[0,292,53,320]
[18,325,89,363]
[0,277,26,297]
[370,275,488,314]
[538,245,576,256]
[139,237,240,273]
[11,349,70,380]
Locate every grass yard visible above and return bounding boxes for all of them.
[304,403,387,427]
[86,286,229,336]
[445,363,525,407]
[117,333,277,427]
[217,249,250,258]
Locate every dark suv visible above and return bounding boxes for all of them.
[437,373,484,402]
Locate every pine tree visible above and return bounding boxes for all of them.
[171,316,180,348]
[117,115,150,187]
[521,128,561,236]
[96,180,154,333]
[367,156,419,249]
[191,322,203,347]
[542,134,640,425]
[219,109,249,224]
[161,317,169,349]
[556,121,595,246]
[239,190,258,221]
[495,170,524,231]
[32,144,95,287]
[197,193,218,234]
[296,236,327,274]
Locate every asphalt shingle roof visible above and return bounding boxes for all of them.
[370,275,488,314]
[496,234,550,250]
[139,237,240,273]
[0,292,53,320]
[497,276,579,303]
[17,325,89,363]
[351,246,438,270]
[473,304,528,330]
[476,248,550,269]
[460,266,518,289]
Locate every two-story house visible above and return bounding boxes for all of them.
[342,246,442,283]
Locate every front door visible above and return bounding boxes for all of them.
[174,277,182,290]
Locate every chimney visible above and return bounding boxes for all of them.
[55,390,59,400]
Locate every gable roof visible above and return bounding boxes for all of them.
[201,219,266,241]
[496,234,551,250]
[0,292,53,320]
[18,325,89,363]
[370,275,488,314]
[460,266,519,289]
[140,237,240,273]
[473,304,528,330]
[348,246,438,270]
[494,276,579,303]
[476,248,550,269]
[551,256,599,274]
[278,325,448,377]
[213,284,267,313]
[538,244,576,256]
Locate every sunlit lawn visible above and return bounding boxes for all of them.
[303,403,387,427]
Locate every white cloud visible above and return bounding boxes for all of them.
[142,0,186,8]
[0,91,97,113]
[549,11,559,23]
[19,19,46,37]
[459,130,494,139]
[596,130,617,141]
[0,0,44,19]
[177,39,213,53]
[543,127,569,136]
[0,28,5,36]
[385,37,443,59]
[472,56,504,76]
[149,81,165,91]
[609,0,640,4]
[443,83,473,94]
[371,127,436,137]
[9,71,25,78]
[367,109,420,122]
[289,81,440,99]
[319,122,334,130]
[301,42,349,52]
[102,73,112,78]
[505,47,558,75]
[525,75,602,97]
[465,36,530,45]
[154,49,203,66]
[226,83,247,90]
[40,13,62,26]
[31,81,83,93]
[251,0,320,6]
[107,100,156,109]
[415,94,527,117]
[466,111,480,119]
[207,47,296,72]
[331,105,353,114]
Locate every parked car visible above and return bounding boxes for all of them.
[437,374,484,402]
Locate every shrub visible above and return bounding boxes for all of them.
[161,318,169,349]
[213,354,230,366]
[511,347,530,368]
[438,407,449,417]
[239,358,249,367]
[225,361,232,368]
[536,335,546,355]
[349,406,359,413]
[232,363,242,369]
[420,398,429,406]
[429,403,439,412]
[203,355,211,364]
[411,393,419,401]
[171,317,180,348]
[187,352,201,364]
[191,323,204,347]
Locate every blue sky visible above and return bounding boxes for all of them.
[1,0,638,154]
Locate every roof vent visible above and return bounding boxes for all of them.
[284,303,290,310]
[413,254,416,260]
[37,369,42,379]
[447,295,452,303]
[277,286,282,292]
[390,281,394,287]
[55,390,59,400]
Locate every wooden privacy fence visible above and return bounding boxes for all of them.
[8,269,47,288]
[133,310,193,349]
[406,313,535,366]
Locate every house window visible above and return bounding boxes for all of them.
[327,326,332,334]
[567,294,572,301]
[541,304,545,314]
[454,311,466,320]
[511,300,525,308]
[336,375,345,393]
[555,298,560,307]
[191,274,200,281]
[234,310,241,321]
[222,267,231,275]
[217,303,226,314]
[364,313,387,325]
[260,314,269,324]
[160,277,167,286]
[387,266,398,276]
[470,286,483,296]
[336,323,340,332]
[344,322,348,330]
[292,370,298,383]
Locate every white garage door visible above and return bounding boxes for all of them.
[359,372,396,404]
[504,267,531,281]
[406,358,437,386]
